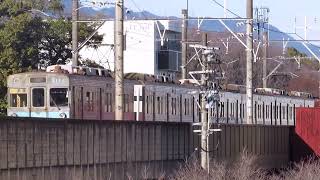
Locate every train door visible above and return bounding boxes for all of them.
[30,87,47,118]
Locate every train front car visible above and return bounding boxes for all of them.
[7,72,70,118]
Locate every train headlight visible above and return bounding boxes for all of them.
[11,113,18,117]
[59,113,67,118]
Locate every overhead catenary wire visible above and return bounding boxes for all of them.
[209,0,241,18]
[128,0,149,20]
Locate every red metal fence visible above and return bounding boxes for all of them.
[296,108,320,156]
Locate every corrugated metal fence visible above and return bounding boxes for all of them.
[0,117,295,180]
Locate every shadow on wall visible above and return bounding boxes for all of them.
[289,127,315,163]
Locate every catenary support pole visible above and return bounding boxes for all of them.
[246,0,253,124]
[201,33,209,171]
[263,32,268,88]
[72,0,79,66]
[115,0,124,120]
[181,9,188,79]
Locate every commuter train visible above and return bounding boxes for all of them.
[7,65,315,125]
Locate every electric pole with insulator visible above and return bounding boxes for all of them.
[115,0,124,120]
[72,0,79,66]
[246,0,253,124]
[200,33,209,171]
[189,34,223,173]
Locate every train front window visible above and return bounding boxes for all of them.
[10,94,27,107]
[32,88,45,107]
[50,88,68,107]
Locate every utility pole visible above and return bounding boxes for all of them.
[115,0,124,120]
[72,0,79,66]
[200,33,209,171]
[246,0,253,123]
[181,9,188,79]
[262,32,268,88]
[189,34,223,173]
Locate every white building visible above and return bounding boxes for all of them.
[80,20,182,76]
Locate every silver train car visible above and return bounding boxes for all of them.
[7,65,135,119]
[7,65,315,125]
[134,84,314,125]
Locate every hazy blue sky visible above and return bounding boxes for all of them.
[122,0,320,40]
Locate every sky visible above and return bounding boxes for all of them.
[120,0,320,41]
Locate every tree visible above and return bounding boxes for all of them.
[38,19,103,67]
[80,59,105,69]
[287,47,307,57]
[0,0,103,115]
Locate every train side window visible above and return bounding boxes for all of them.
[186,99,188,115]
[104,93,111,112]
[242,104,245,118]
[32,88,45,107]
[50,88,68,107]
[151,95,154,114]
[173,98,176,115]
[233,103,235,117]
[124,94,129,112]
[10,89,27,107]
[196,99,199,115]
[104,93,107,112]
[257,105,260,119]
[146,96,149,114]
[289,107,292,119]
[174,98,177,115]
[187,99,190,115]
[160,97,164,114]
[109,93,112,112]
[239,103,242,119]
[171,97,174,115]
[257,105,259,119]
[86,92,94,111]
[232,103,235,118]
[157,96,160,114]
[259,105,261,119]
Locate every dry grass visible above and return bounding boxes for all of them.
[170,150,265,180]
[170,151,320,180]
[273,157,320,180]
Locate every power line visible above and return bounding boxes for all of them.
[128,0,149,19]
[209,0,241,18]
[261,26,295,35]
[208,0,299,38]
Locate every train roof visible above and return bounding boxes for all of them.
[6,68,314,100]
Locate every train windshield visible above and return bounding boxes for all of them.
[10,88,27,107]
[32,88,45,107]
[50,88,68,107]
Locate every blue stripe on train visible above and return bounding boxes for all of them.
[14,112,70,118]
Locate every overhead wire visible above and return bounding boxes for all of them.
[127,0,149,20]
[209,0,241,18]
